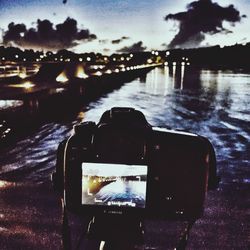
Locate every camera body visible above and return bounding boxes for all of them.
[53,107,218,220]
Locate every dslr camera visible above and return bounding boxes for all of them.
[53,107,219,220]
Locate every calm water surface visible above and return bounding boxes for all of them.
[0,66,249,187]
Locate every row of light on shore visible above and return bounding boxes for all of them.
[151,51,170,56]
[78,54,133,63]
[1,53,135,63]
[7,63,162,89]
[1,56,132,63]
[6,61,189,89]
[164,62,190,66]
[5,61,189,87]
[164,59,190,66]
[2,51,176,63]
[2,51,175,64]
[56,63,160,83]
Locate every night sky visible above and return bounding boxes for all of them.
[0,0,249,54]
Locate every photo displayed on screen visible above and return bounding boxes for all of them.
[82,162,147,208]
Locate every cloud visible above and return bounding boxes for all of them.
[111,36,130,44]
[161,42,168,48]
[165,0,246,48]
[117,41,147,53]
[2,17,97,50]
[112,39,122,44]
[99,39,109,44]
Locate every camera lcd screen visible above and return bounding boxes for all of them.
[82,162,147,208]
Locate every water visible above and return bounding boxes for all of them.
[0,66,249,187]
[0,66,249,249]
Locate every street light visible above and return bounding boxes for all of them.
[56,72,68,83]
[105,69,112,74]
[19,72,27,79]
[76,65,88,79]
[93,71,102,76]
[22,81,35,89]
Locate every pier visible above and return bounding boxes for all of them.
[0,58,162,144]
[0,61,162,111]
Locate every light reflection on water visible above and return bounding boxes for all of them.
[0,66,249,185]
[84,66,250,185]
[0,100,24,111]
[0,180,14,189]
